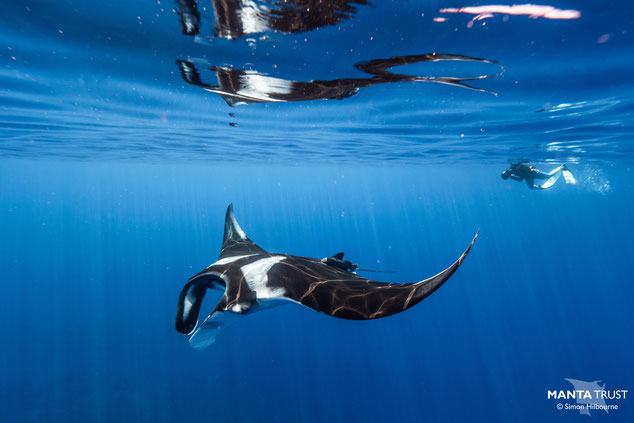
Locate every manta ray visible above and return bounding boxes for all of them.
[175,205,478,349]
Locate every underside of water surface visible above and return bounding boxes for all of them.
[1,1,633,422]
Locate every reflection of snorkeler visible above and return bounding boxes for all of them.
[501,162,576,189]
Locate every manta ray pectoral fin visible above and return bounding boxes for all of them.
[332,252,345,260]
[189,309,244,350]
[291,229,479,320]
[218,204,268,259]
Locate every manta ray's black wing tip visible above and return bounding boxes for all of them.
[365,228,479,317]
[219,204,268,259]
[413,228,479,296]
[462,228,479,262]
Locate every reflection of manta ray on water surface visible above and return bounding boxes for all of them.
[175,205,478,349]
[177,54,503,106]
[174,0,503,105]
[176,0,369,38]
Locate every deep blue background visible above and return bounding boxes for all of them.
[1,161,632,422]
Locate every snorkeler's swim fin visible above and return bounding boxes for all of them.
[539,165,576,189]
[539,173,561,189]
[562,169,576,184]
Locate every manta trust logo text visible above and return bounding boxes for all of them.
[547,379,628,416]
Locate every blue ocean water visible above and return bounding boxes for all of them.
[1,0,633,422]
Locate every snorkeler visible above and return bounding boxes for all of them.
[501,162,576,189]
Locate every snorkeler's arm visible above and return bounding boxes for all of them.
[510,175,523,181]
